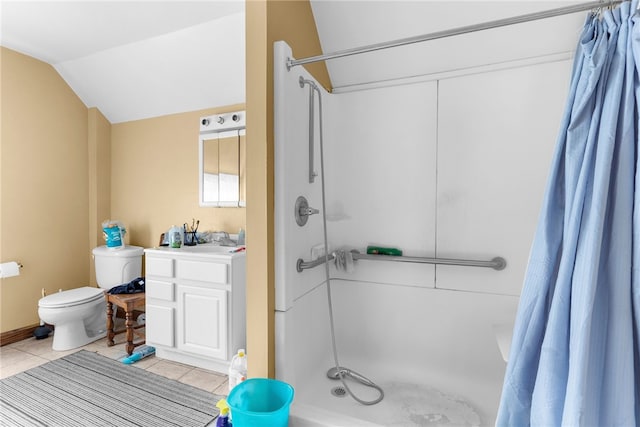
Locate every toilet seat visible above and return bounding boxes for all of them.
[39,287,104,309]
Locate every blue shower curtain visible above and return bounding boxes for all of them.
[497,2,640,426]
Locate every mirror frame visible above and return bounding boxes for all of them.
[199,111,246,207]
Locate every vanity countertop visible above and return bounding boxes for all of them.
[144,244,246,259]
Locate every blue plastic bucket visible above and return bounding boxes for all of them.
[227,378,294,427]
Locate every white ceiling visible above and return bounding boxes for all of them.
[1,1,245,123]
[1,1,593,123]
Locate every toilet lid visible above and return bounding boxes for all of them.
[92,245,144,257]
[39,287,105,308]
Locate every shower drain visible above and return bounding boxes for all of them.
[331,386,347,397]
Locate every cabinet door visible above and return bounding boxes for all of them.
[177,285,228,360]
[146,305,174,347]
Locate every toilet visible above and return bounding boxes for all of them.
[38,245,144,351]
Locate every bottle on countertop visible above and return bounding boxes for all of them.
[237,228,245,246]
[169,225,182,248]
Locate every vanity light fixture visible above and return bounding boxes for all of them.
[199,111,246,134]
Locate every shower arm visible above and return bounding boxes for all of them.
[296,250,506,273]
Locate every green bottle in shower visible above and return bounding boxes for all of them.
[366,245,403,256]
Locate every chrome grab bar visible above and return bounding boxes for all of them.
[296,250,506,273]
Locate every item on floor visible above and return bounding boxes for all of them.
[0,350,222,426]
[107,277,145,294]
[215,400,232,427]
[227,378,294,427]
[121,345,156,364]
[102,219,126,249]
[34,288,53,340]
[33,322,52,339]
[228,349,247,392]
[366,245,403,256]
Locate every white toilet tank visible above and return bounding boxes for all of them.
[92,245,144,290]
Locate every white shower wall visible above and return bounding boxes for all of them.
[274,42,336,389]
[274,40,572,421]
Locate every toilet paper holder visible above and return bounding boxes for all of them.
[2,261,23,268]
[0,261,23,279]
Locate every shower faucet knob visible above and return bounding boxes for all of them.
[294,196,319,226]
[301,207,319,216]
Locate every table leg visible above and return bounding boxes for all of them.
[125,307,134,355]
[106,300,115,347]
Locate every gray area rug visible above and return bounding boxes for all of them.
[0,350,220,426]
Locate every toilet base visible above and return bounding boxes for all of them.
[39,295,108,352]
[51,324,106,351]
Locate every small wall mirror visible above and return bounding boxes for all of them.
[199,111,246,207]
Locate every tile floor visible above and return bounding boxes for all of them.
[0,328,229,396]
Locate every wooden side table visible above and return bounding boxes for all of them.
[105,292,146,355]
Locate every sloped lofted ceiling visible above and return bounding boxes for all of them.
[2,1,595,123]
[309,1,589,91]
[1,1,245,123]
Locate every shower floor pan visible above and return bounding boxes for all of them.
[291,369,496,427]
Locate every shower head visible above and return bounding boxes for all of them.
[327,366,379,388]
[327,366,350,380]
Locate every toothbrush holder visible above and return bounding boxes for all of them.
[184,231,198,246]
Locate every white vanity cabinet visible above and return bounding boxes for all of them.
[144,246,246,373]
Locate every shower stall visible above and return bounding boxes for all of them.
[273,5,586,422]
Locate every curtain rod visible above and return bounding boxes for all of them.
[287,0,623,69]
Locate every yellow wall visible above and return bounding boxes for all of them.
[0,46,246,335]
[88,108,112,286]
[245,0,330,377]
[110,105,246,251]
[1,47,91,332]
[0,1,327,363]
[246,0,272,378]
[268,1,331,91]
